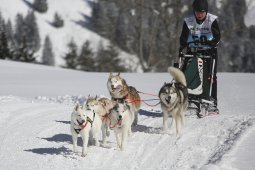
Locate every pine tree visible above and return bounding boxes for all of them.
[0,13,12,59]
[24,11,40,52]
[14,36,36,62]
[13,12,39,62]
[0,32,12,59]
[42,35,55,66]
[96,42,126,72]
[5,19,15,49]
[62,39,78,69]
[77,40,95,71]
[33,0,48,13]
[91,2,114,37]
[14,13,25,47]
[52,12,64,28]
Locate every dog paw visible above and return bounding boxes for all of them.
[73,148,78,153]
[81,153,87,157]
[176,133,182,139]
[95,142,100,147]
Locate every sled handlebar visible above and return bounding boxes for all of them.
[182,54,212,59]
[185,41,217,48]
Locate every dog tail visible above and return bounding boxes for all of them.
[168,67,187,86]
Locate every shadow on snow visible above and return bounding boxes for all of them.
[132,124,161,134]
[24,146,72,156]
[139,109,162,118]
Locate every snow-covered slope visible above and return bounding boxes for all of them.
[0,0,103,66]
[0,60,255,170]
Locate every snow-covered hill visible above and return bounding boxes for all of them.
[0,0,103,66]
[0,60,255,170]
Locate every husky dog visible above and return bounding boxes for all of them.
[159,67,188,138]
[109,102,133,151]
[70,103,102,157]
[107,73,141,126]
[85,96,114,146]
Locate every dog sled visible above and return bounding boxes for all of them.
[176,45,219,118]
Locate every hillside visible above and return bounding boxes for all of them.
[0,0,105,66]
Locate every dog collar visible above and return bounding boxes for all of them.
[74,121,88,134]
[73,111,95,134]
[112,94,128,103]
[109,118,122,129]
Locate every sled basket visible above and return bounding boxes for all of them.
[184,57,211,100]
[184,57,201,90]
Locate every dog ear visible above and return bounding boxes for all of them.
[95,95,98,100]
[164,82,167,85]
[109,72,113,78]
[74,103,80,111]
[124,103,130,110]
[121,79,127,86]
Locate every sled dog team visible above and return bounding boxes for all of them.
[71,67,188,157]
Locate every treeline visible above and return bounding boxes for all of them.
[62,40,126,72]
[89,0,255,72]
[0,0,58,65]
[0,11,40,62]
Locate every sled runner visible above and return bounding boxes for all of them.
[177,46,219,118]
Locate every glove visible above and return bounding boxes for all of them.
[203,40,217,47]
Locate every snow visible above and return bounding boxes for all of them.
[0,60,255,170]
[245,0,255,26]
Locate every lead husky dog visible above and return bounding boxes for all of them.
[70,103,102,157]
[109,102,133,151]
[85,96,114,146]
[107,73,141,126]
[159,67,188,138]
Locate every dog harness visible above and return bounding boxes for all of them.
[74,111,95,134]
[112,94,128,103]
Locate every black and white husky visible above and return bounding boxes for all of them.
[159,67,188,138]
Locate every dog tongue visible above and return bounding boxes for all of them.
[118,119,122,125]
